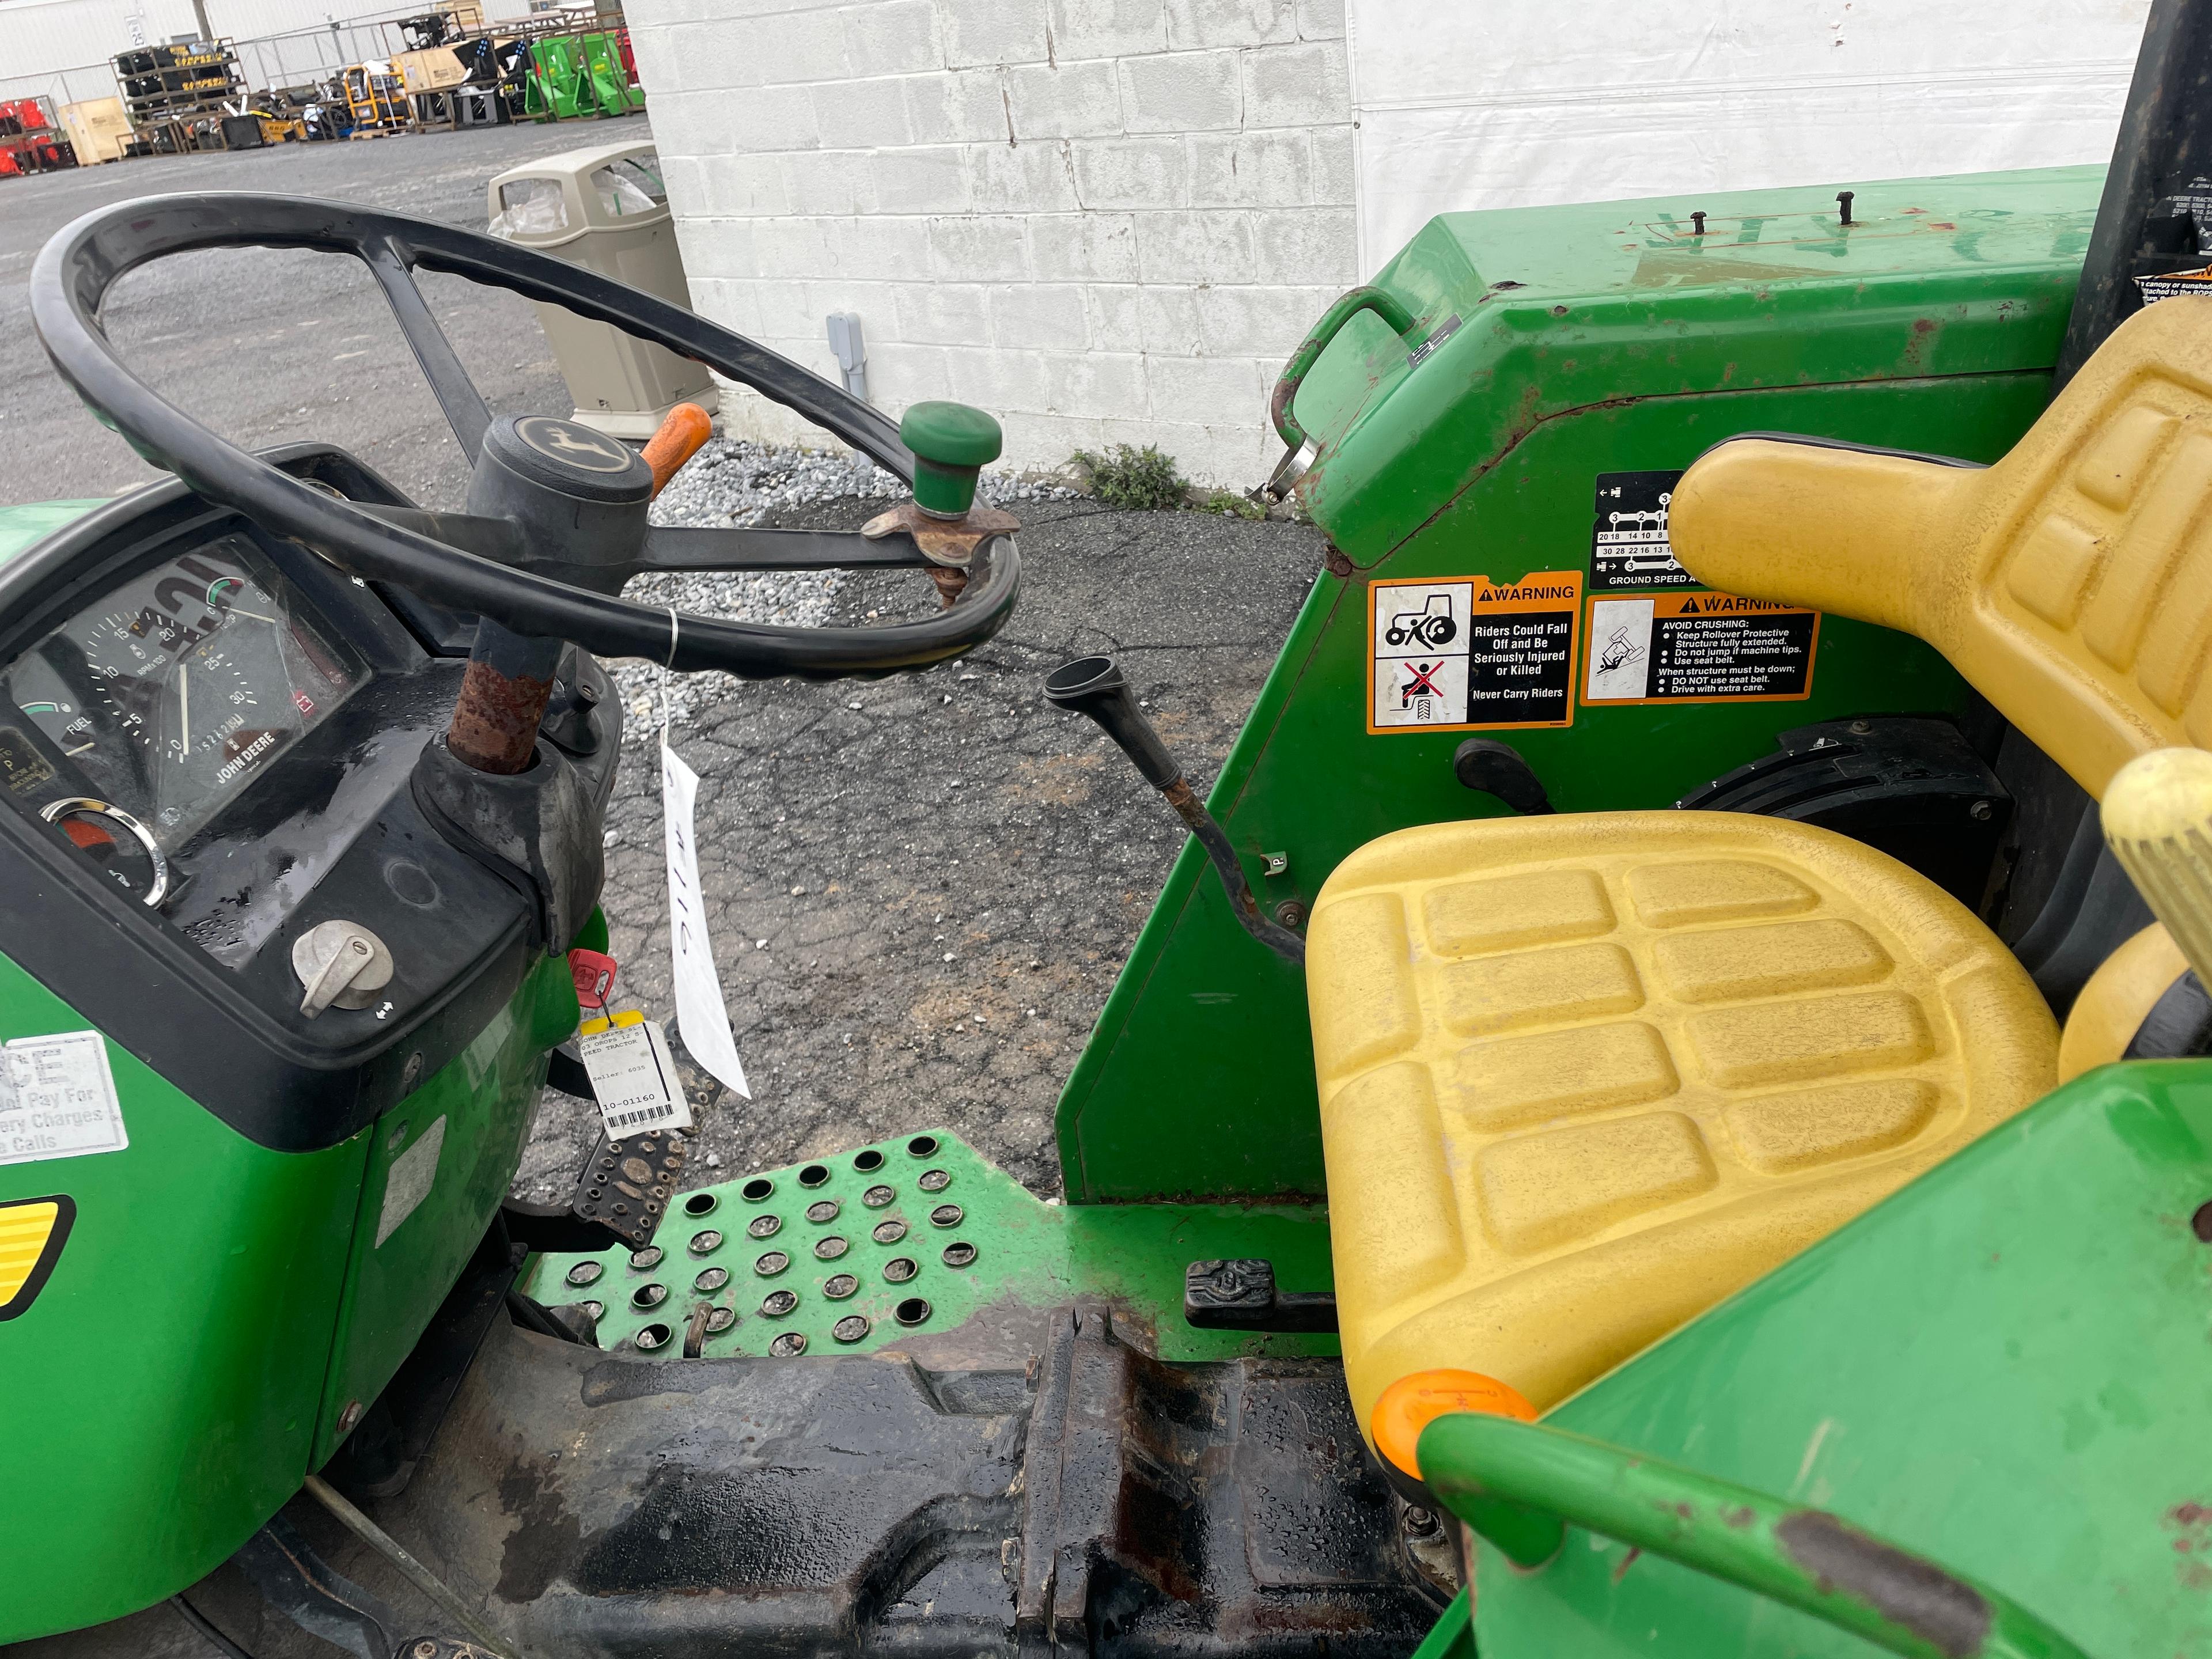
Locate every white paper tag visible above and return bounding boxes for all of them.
[1,1031,127,1167]
[661,743,751,1099]
[581,1018,693,1135]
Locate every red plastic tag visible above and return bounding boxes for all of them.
[568,947,618,1012]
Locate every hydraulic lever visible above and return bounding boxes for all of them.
[1044,656,1306,965]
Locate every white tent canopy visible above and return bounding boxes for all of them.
[1344,0,2154,276]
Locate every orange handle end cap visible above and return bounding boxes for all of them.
[643,402,714,497]
[1373,1368,1538,1481]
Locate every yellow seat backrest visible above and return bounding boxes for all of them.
[1671,300,2212,800]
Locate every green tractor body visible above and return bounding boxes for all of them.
[1463,1059,2212,1657]
[0,948,578,1638]
[1058,164,2107,1206]
[3,45,2208,1654]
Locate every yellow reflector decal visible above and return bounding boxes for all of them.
[0,1195,74,1319]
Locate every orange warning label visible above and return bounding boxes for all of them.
[1582,590,1819,706]
[1369,572,1581,734]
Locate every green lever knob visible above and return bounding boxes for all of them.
[900,400,1002,519]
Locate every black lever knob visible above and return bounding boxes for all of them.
[1043,655,1181,789]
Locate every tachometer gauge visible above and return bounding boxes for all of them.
[161,639,272,794]
[80,605,177,750]
[8,539,371,851]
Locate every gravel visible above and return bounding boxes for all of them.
[609,438,1081,737]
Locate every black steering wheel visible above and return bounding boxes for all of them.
[29,192,1019,680]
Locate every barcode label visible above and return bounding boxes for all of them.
[606,1101,682,1132]
[580,1018,692,1137]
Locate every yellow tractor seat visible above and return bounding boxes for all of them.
[1310,813,2056,1431]
[1313,294,2212,1439]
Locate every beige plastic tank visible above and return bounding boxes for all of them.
[487,141,718,439]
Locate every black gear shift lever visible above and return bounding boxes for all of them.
[1045,656,1305,965]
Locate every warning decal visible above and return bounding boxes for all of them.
[0,729,53,797]
[1583,592,1819,705]
[1590,470,1694,590]
[2136,266,2212,305]
[1370,571,1581,733]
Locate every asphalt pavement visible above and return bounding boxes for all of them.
[521,494,1323,1204]
[0,117,619,509]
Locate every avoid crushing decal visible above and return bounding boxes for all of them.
[1584,591,1820,704]
[1369,572,1581,733]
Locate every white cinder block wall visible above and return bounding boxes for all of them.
[625,0,1355,487]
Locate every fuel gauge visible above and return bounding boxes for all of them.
[10,658,99,761]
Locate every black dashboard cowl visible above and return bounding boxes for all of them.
[0,447,621,1153]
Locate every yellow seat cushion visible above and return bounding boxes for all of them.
[1308,812,2056,1435]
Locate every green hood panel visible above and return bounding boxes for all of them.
[0,499,110,567]
[1294,164,2107,562]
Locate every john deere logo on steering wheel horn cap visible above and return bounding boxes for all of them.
[513,415,637,473]
[482,413,653,506]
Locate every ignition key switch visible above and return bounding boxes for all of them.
[292,919,395,1018]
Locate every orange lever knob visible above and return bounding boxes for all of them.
[642,402,713,498]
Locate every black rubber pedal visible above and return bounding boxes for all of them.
[573,1128,687,1248]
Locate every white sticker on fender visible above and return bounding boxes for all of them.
[0,1031,127,1167]
[376,1115,446,1247]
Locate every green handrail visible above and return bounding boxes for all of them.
[1415,1413,2092,1659]
[1267,285,1423,454]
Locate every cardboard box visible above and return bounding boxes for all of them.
[395,47,471,93]
[59,97,131,164]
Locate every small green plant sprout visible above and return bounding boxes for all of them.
[1069,443,1191,512]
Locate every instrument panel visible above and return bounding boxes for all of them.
[0,449,621,1154]
[1,535,370,897]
